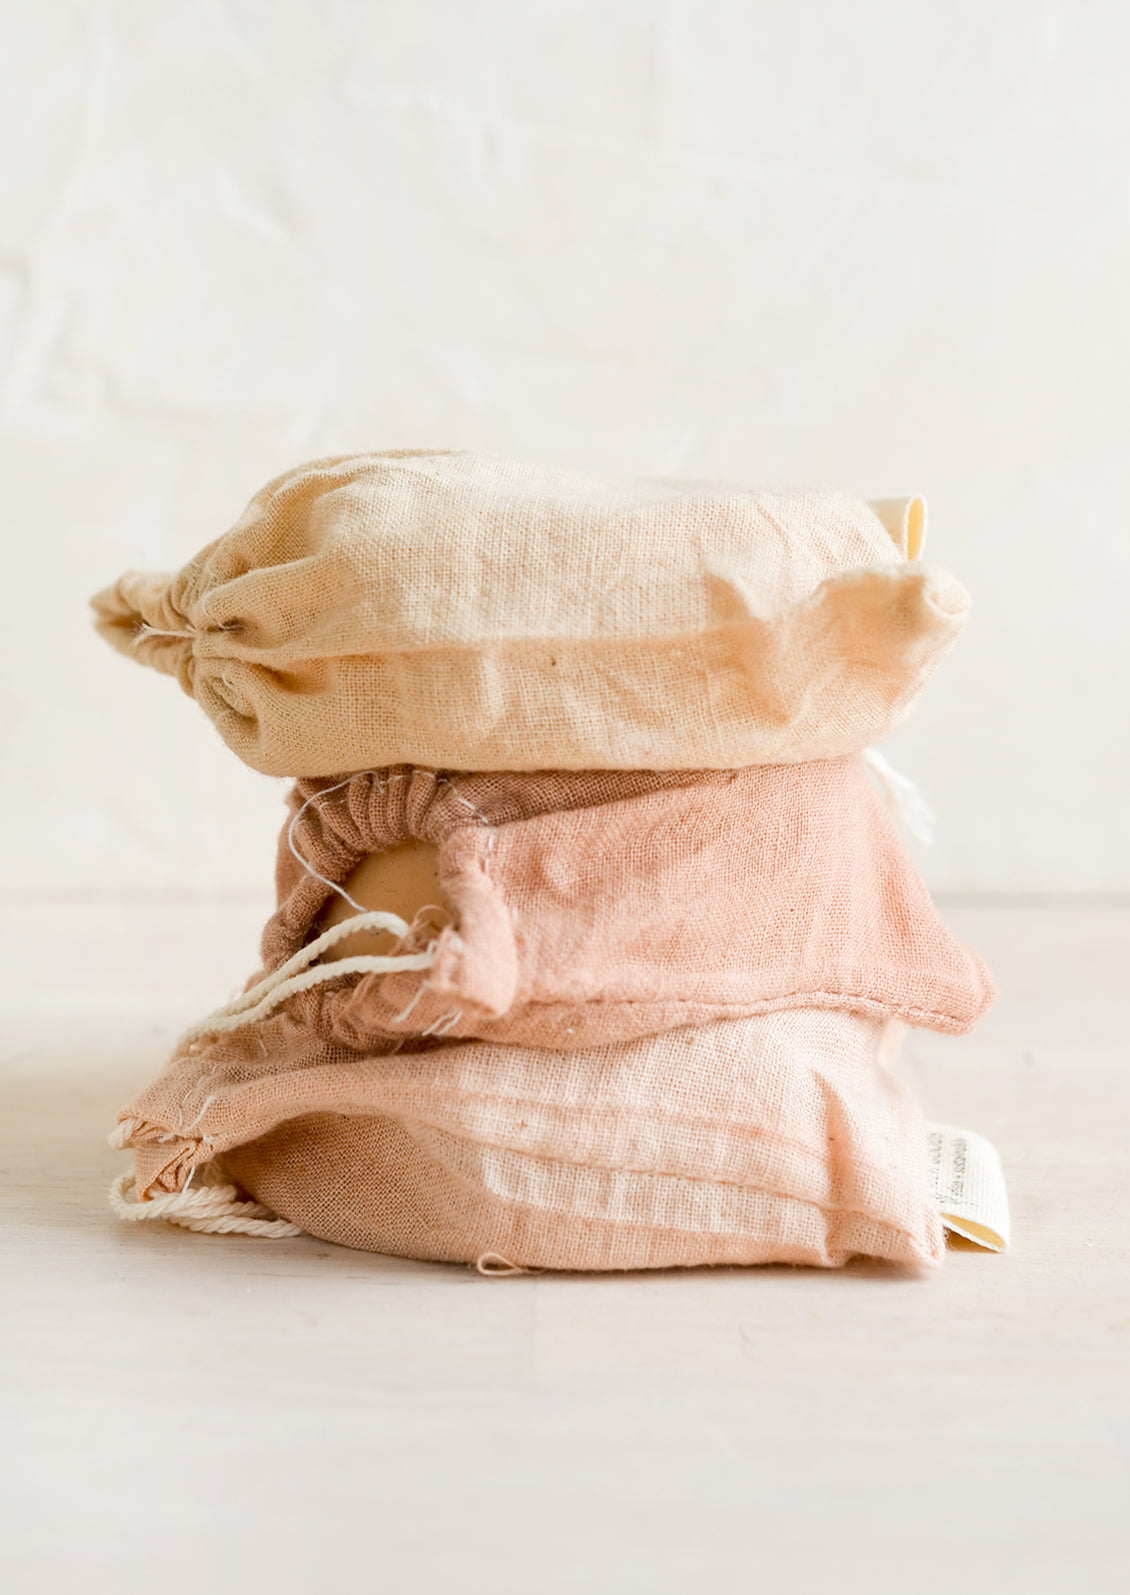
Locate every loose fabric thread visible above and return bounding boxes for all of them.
[134,622,197,643]
[474,1253,545,1277]
[287,774,384,916]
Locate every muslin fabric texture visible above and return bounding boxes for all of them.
[252,760,993,1051]
[98,452,988,1271]
[91,451,966,776]
[109,756,984,1268]
[116,1009,944,1271]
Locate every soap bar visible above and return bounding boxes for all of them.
[317,839,449,962]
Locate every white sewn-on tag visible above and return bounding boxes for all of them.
[925,1122,1010,1252]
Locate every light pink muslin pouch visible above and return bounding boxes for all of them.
[115,1010,944,1272]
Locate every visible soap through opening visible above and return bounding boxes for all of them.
[904,497,926,560]
[866,496,928,560]
[316,839,450,961]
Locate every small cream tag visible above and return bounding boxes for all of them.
[926,1121,1010,1252]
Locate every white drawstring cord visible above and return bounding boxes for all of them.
[177,910,436,1045]
[109,1167,303,1238]
[861,748,936,845]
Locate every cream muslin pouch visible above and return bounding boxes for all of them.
[114,1009,944,1271]
[216,758,993,1054]
[91,451,965,776]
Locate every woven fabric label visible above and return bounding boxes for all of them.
[926,1121,1010,1252]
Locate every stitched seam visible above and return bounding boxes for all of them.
[472,990,974,1030]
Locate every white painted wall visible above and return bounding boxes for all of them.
[2,0,1127,896]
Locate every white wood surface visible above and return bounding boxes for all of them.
[2,904,1128,1594]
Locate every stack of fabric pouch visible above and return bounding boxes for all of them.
[96,451,998,1272]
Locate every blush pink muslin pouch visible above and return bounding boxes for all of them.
[114,1009,944,1272]
[90,451,963,776]
[227,758,992,1052]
